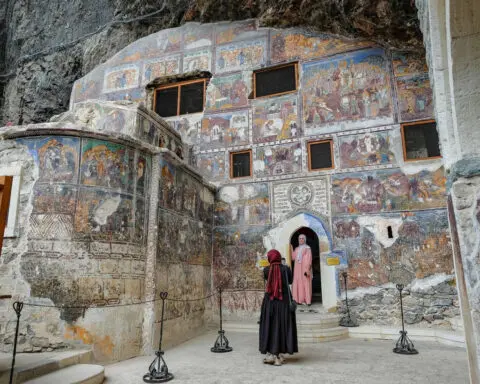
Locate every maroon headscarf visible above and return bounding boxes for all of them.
[265,249,283,300]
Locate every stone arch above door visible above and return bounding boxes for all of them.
[263,211,339,310]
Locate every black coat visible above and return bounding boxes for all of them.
[259,265,298,355]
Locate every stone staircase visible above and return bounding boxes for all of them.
[223,304,348,343]
[0,349,104,384]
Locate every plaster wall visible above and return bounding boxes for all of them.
[69,20,458,328]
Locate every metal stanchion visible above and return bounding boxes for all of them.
[143,292,174,383]
[393,284,418,355]
[211,287,232,353]
[339,272,358,327]
[9,301,24,384]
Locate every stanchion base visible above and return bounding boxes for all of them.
[211,330,233,353]
[143,351,174,383]
[339,314,359,327]
[393,331,418,355]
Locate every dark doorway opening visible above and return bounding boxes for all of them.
[290,227,321,303]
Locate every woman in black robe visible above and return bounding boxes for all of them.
[259,249,298,366]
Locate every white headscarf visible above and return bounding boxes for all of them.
[296,234,310,263]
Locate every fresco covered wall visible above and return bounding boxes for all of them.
[69,20,455,328]
[155,153,215,347]
[0,101,214,361]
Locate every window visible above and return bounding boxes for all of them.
[154,79,206,118]
[254,63,298,98]
[401,120,441,161]
[308,140,334,171]
[230,150,252,179]
[387,226,393,239]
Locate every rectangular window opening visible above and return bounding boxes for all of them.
[387,226,393,239]
[230,150,252,179]
[402,120,441,161]
[308,140,334,171]
[254,63,298,98]
[154,79,206,118]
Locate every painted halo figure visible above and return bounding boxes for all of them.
[291,234,313,306]
[259,249,298,366]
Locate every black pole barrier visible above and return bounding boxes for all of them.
[9,301,24,384]
[143,292,174,383]
[339,272,358,327]
[211,287,232,353]
[393,284,418,355]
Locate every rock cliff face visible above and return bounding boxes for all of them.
[0,0,422,124]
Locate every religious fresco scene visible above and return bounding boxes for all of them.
[215,183,270,226]
[332,167,446,214]
[254,142,302,177]
[252,94,300,142]
[205,73,250,110]
[2,17,470,375]
[302,48,393,133]
[196,152,226,180]
[338,130,396,168]
[200,110,249,149]
[333,209,453,286]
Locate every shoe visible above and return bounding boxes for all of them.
[263,353,274,364]
[274,356,282,366]
[279,354,285,364]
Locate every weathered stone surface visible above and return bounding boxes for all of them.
[0,1,422,124]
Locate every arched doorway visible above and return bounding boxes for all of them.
[290,227,322,303]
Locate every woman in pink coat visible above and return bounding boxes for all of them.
[291,234,312,306]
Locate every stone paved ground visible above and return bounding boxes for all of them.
[104,331,469,384]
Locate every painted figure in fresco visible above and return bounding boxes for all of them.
[259,249,298,366]
[291,234,312,306]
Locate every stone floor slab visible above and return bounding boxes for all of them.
[104,331,469,384]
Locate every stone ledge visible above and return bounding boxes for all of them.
[348,326,465,348]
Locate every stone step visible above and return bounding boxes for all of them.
[0,349,93,384]
[23,364,104,384]
[223,316,348,343]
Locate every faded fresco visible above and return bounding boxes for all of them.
[159,157,214,224]
[196,152,226,180]
[332,167,446,214]
[135,113,161,146]
[73,77,103,103]
[80,139,134,192]
[166,115,201,145]
[396,74,434,122]
[33,184,77,214]
[33,137,80,183]
[184,24,213,49]
[200,110,249,149]
[392,51,429,77]
[339,131,395,168]
[142,56,180,85]
[302,48,393,133]
[271,30,372,63]
[215,38,266,73]
[252,94,300,143]
[159,157,176,211]
[205,73,249,111]
[215,183,270,226]
[157,210,212,265]
[183,49,212,72]
[254,142,302,177]
[75,188,133,241]
[213,225,267,289]
[333,210,453,287]
[103,65,140,93]
[145,29,182,58]
[104,88,145,103]
[136,153,151,196]
[215,20,258,45]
